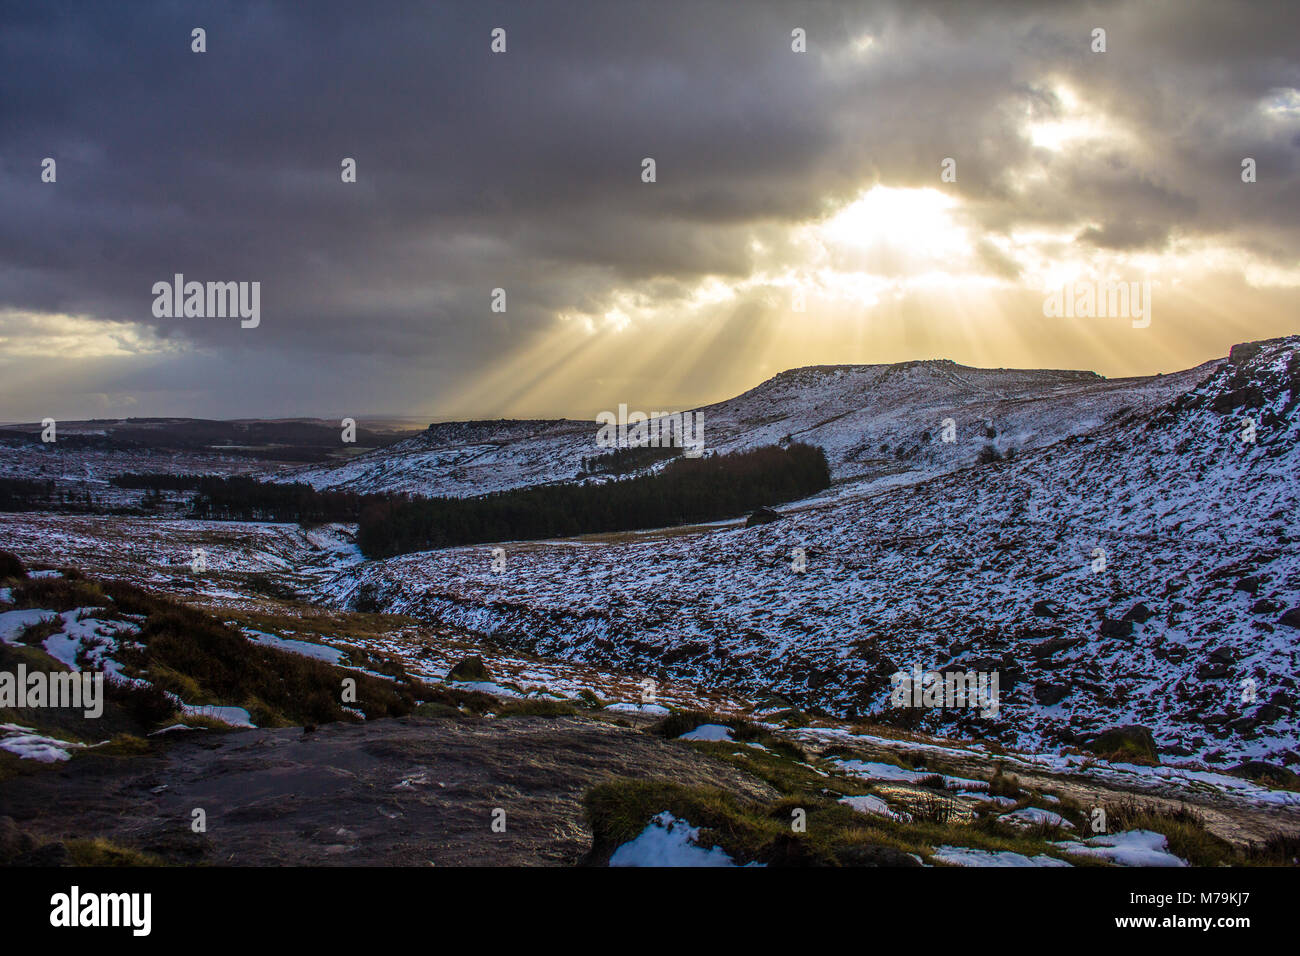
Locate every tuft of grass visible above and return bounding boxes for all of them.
[648,709,805,760]
[583,778,790,866]
[11,576,105,612]
[13,615,62,645]
[911,791,961,824]
[495,699,579,718]
[413,701,467,719]
[1099,799,1235,866]
[0,550,27,581]
[582,774,1081,867]
[65,838,164,867]
[988,766,1022,798]
[93,734,153,757]
[1243,832,1300,866]
[576,688,605,710]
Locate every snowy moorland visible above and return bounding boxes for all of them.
[313,338,1300,766]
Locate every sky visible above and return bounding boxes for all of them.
[1,0,1298,423]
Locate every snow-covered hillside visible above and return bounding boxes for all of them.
[280,358,1216,498]
[314,337,1300,766]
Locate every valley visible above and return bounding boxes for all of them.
[1,337,1297,867]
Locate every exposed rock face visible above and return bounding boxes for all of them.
[0,716,778,866]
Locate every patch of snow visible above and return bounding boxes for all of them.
[999,807,1074,830]
[181,704,255,728]
[678,723,734,742]
[40,610,143,685]
[455,680,527,698]
[839,794,911,822]
[604,702,670,715]
[149,724,201,735]
[609,812,753,867]
[1054,829,1188,867]
[932,845,1072,867]
[0,724,85,762]
[0,608,57,645]
[243,628,346,664]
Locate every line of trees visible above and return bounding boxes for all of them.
[110,472,206,491]
[580,444,681,475]
[357,442,830,558]
[188,476,371,524]
[0,479,104,512]
[0,478,55,511]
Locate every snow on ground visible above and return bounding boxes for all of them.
[241,628,346,664]
[998,807,1074,830]
[932,845,1072,867]
[149,724,202,736]
[804,725,1300,809]
[833,759,938,783]
[0,516,364,602]
[1053,829,1188,867]
[0,723,86,762]
[283,357,1210,499]
[0,608,57,645]
[312,339,1300,766]
[452,680,529,698]
[832,758,984,791]
[609,812,752,867]
[604,702,671,716]
[40,609,143,684]
[839,794,911,821]
[181,704,256,728]
[678,723,734,741]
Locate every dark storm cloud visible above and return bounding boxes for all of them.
[1,0,1298,416]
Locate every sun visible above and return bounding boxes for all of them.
[813,185,973,275]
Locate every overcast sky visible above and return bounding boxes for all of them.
[2,0,1298,422]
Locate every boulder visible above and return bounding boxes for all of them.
[1100,618,1134,640]
[0,551,25,581]
[1230,761,1300,789]
[1084,725,1159,763]
[1030,636,1083,660]
[1121,602,1154,624]
[1033,682,1070,706]
[1031,599,1060,618]
[745,507,783,527]
[446,656,492,682]
[832,843,924,867]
